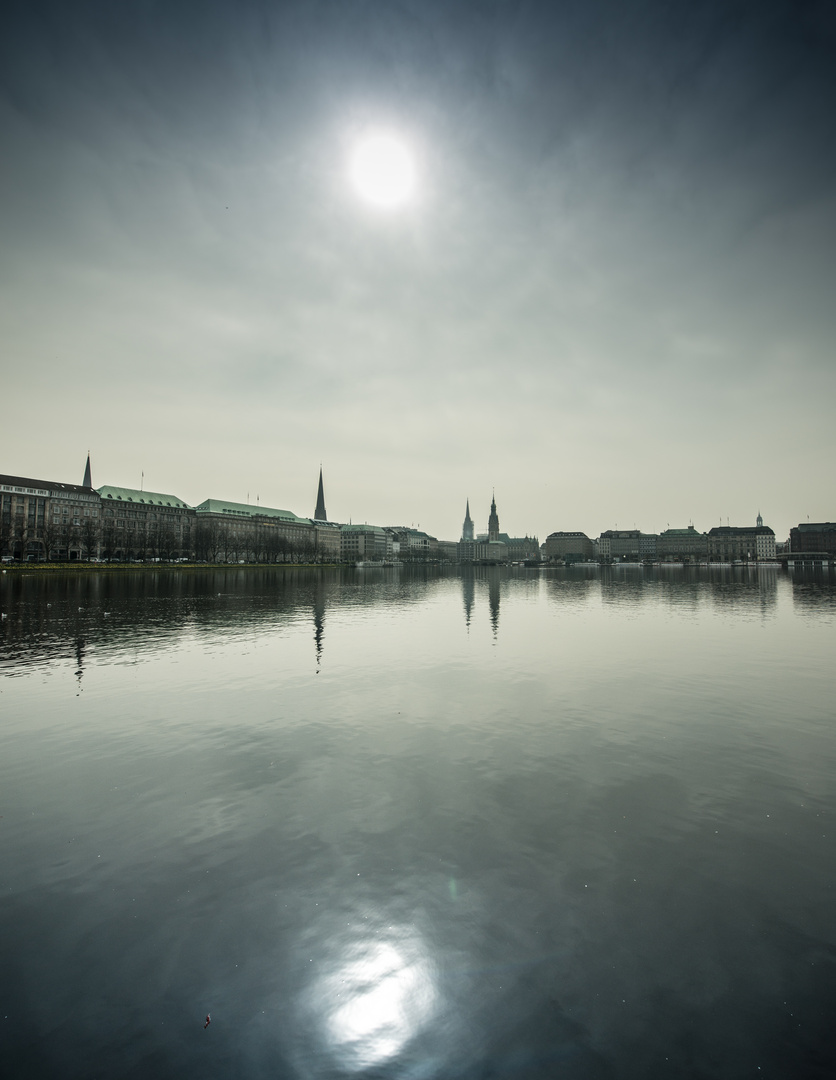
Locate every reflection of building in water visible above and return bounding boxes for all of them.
[461,570,475,630]
[75,636,85,691]
[457,566,503,636]
[707,563,778,614]
[313,581,326,671]
[487,568,501,637]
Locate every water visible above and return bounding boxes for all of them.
[1,565,835,1079]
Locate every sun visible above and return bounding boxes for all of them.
[349,134,415,209]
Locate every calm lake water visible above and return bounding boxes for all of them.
[1,564,835,1079]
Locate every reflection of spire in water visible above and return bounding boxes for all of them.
[313,585,326,672]
[461,571,475,630]
[488,568,500,638]
[75,637,85,693]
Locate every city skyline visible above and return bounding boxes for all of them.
[2,1,835,545]
[0,457,803,551]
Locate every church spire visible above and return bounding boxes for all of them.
[82,452,92,489]
[314,467,327,521]
[461,498,474,542]
[488,491,500,542]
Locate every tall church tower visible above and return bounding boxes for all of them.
[82,453,92,489]
[488,492,500,542]
[461,499,474,542]
[314,468,327,521]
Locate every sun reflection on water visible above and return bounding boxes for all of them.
[314,932,436,1071]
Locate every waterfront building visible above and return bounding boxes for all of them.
[657,526,709,562]
[340,523,390,563]
[98,484,193,561]
[544,531,594,562]
[385,526,438,561]
[1,469,99,561]
[458,495,538,563]
[707,515,776,561]
[193,497,324,561]
[598,529,657,562]
[789,522,836,556]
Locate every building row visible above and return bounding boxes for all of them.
[0,464,447,565]
[542,515,833,564]
[2,460,832,566]
[0,460,544,567]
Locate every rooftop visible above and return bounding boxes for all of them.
[1,473,96,497]
[194,498,309,523]
[98,484,190,509]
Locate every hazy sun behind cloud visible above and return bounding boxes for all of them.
[349,134,416,208]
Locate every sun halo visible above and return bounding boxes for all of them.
[349,134,416,209]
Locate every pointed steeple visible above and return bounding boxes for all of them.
[488,491,500,542]
[82,452,92,489]
[461,498,474,542]
[314,467,327,521]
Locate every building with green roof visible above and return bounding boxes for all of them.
[192,497,340,562]
[97,484,193,560]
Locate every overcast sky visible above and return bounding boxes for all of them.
[2,0,835,542]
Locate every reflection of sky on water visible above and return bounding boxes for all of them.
[1,566,835,1077]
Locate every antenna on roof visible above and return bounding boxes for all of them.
[141,471,144,492]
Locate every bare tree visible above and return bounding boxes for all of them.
[101,521,116,562]
[38,516,57,561]
[158,524,176,561]
[81,518,100,561]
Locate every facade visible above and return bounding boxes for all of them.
[340,524,390,562]
[1,471,100,561]
[99,485,193,561]
[193,498,319,562]
[789,522,836,556]
[1,462,342,563]
[386,527,438,560]
[657,526,708,562]
[437,539,458,561]
[598,529,658,562]
[707,516,776,561]
[544,531,594,562]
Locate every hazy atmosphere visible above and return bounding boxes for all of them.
[2,0,835,542]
